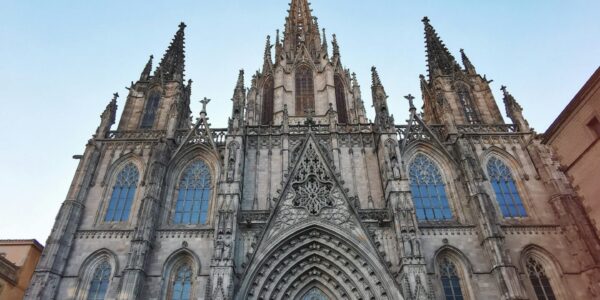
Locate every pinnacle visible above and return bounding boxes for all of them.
[371,66,382,86]
[423,17,460,78]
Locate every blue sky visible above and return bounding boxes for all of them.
[0,0,598,243]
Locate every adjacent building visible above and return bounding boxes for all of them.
[543,67,600,236]
[0,240,43,300]
[25,1,600,299]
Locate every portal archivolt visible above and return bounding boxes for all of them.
[239,226,399,300]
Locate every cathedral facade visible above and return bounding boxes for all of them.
[25,1,600,299]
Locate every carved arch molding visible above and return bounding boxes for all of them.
[238,226,402,300]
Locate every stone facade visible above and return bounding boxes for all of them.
[0,240,43,300]
[26,1,600,299]
[543,67,600,237]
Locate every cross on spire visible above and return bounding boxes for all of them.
[200,97,211,113]
[404,94,416,110]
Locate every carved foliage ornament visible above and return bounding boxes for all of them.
[292,144,333,215]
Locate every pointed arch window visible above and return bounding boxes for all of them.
[261,77,274,125]
[141,90,161,128]
[105,163,139,222]
[409,154,452,221]
[173,160,212,225]
[87,261,111,300]
[456,84,479,124]
[169,264,193,300]
[295,66,314,116]
[439,257,465,300]
[302,287,329,300]
[526,257,556,300]
[334,75,348,124]
[487,157,527,218]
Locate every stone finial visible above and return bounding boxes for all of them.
[200,97,211,113]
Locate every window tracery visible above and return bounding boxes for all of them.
[173,160,212,225]
[169,264,193,300]
[486,157,527,218]
[526,257,557,300]
[86,261,111,300]
[409,154,452,221]
[439,257,465,300]
[105,163,139,222]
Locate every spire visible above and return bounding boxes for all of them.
[282,0,321,57]
[96,93,119,137]
[371,66,383,87]
[155,22,186,81]
[460,48,476,74]
[263,35,272,72]
[422,17,460,78]
[332,34,340,57]
[231,69,246,128]
[139,55,153,81]
[371,66,392,129]
[321,28,328,54]
[501,85,530,132]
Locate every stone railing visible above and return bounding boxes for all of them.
[105,130,166,140]
[457,124,517,134]
[174,128,228,146]
[395,124,446,142]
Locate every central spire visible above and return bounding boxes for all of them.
[282,0,322,59]
[422,17,460,79]
[155,22,186,82]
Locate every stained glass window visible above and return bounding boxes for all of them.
[171,264,192,300]
[440,258,464,300]
[456,84,479,124]
[526,257,556,300]
[262,77,274,125]
[409,154,453,221]
[105,163,139,222]
[302,287,329,300]
[87,261,111,300]
[295,66,314,115]
[173,160,212,224]
[487,157,527,218]
[141,91,161,128]
[334,75,348,124]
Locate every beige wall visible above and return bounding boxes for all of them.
[545,67,600,235]
[0,240,42,300]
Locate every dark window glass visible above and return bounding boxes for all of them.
[173,160,212,225]
[141,91,161,128]
[487,157,527,218]
[171,264,192,300]
[105,163,139,222]
[261,77,274,125]
[87,261,111,300]
[295,66,314,116]
[409,154,453,221]
[334,75,348,124]
[440,258,464,300]
[526,257,557,300]
[456,84,479,124]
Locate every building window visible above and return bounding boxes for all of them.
[526,257,557,300]
[587,116,600,138]
[439,257,465,300]
[295,66,314,116]
[170,264,193,300]
[141,91,161,128]
[302,287,329,300]
[173,160,212,225]
[409,154,453,221]
[486,157,527,218]
[456,84,479,124]
[261,77,274,125]
[105,163,139,222]
[334,75,348,124]
[87,261,111,300]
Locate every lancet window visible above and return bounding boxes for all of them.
[141,90,161,128]
[439,257,465,300]
[486,157,527,218]
[409,154,453,221]
[105,163,139,222]
[261,77,274,125]
[86,261,111,300]
[456,84,479,124]
[526,257,557,300]
[295,65,314,115]
[173,160,212,225]
[334,75,348,123]
[169,264,193,300]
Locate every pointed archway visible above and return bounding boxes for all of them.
[237,135,403,300]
